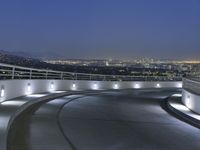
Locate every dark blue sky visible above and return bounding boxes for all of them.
[0,0,200,59]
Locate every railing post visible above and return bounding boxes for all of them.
[103,75,106,81]
[90,74,92,80]
[72,73,76,80]
[29,70,32,79]
[46,71,48,79]
[12,67,15,79]
[60,72,63,80]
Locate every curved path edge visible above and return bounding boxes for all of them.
[0,90,99,150]
[161,96,200,129]
[2,92,69,150]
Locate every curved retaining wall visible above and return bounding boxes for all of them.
[0,79,182,102]
[182,78,200,114]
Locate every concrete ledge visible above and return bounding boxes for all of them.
[162,95,200,129]
[182,89,200,114]
[0,79,182,102]
[182,78,200,114]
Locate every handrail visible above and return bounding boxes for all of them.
[0,62,182,81]
[183,78,200,95]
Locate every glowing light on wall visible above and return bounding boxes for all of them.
[72,82,76,90]
[93,82,98,90]
[1,100,25,106]
[185,95,191,108]
[0,86,5,97]
[27,83,32,95]
[113,83,119,89]
[54,91,65,93]
[177,83,182,88]
[156,83,160,88]
[172,94,182,97]
[26,94,46,98]
[134,83,140,89]
[50,82,54,90]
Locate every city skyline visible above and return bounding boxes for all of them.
[0,0,200,59]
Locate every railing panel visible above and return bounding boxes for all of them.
[183,78,200,95]
[0,63,183,81]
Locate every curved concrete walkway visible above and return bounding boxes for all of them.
[0,91,69,150]
[8,89,200,150]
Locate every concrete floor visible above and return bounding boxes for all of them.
[8,89,200,150]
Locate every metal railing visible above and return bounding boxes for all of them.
[183,78,200,95]
[0,63,182,81]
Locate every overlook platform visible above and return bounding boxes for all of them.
[3,89,200,150]
[0,63,200,150]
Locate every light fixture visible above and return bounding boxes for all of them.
[0,86,5,97]
[156,83,160,88]
[172,93,182,97]
[72,82,76,90]
[134,83,140,89]
[185,95,192,109]
[113,83,119,89]
[27,83,32,94]
[177,83,182,88]
[50,82,54,89]
[93,82,98,90]
[1,100,25,106]
[27,94,46,98]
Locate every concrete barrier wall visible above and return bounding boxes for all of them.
[182,78,200,114]
[0,79,182,102]
[182,89,200,114]
[182,78,200,95]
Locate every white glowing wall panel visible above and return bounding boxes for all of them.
[182,89,200,114]
[0,80,182,102]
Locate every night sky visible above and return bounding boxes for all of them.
[0,0,200,60]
